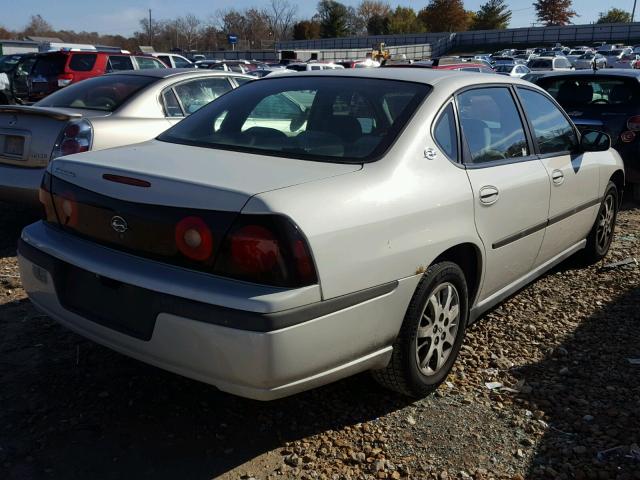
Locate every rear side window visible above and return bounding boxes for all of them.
[233,76,252,86]
[517,88,577,155]
[158,56,171,67]
[107,56,134,72]
[458,87,529,164]
[173,77,232,114]
[69,54,97,72]
[32,55,66,76]
[530,59,551,69]
[163,89,183,117]
[433,103,458,161]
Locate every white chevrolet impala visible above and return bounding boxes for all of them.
[19,69,624,400]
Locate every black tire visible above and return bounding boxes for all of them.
[582,181,618,264]
[372,261,468,397]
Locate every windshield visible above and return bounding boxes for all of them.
[538,77,640,107]
[36,74,156,111]
[530,59,552,68]
[0,55,21,73]
[32,54,67,76]
[158,76,430,163]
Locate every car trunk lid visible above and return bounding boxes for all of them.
[0,106,109,167]
[49,139,362,211]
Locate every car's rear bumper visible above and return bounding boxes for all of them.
[18,221,418,400]
[0,164,44,205]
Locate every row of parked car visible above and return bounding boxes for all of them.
[4,60,626,400]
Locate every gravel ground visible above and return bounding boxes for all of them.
[1,201,639,480]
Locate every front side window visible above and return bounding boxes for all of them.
[173,77,233,114]
[159,77,430,163]
[457,87,529,164]
[69,54,97,72]
[433,103,458,161]
[517,88,577,155]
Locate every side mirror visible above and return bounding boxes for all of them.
[580,129,611,152]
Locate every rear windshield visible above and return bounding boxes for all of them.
[35,74,156,111]
[158,76,430,163]
[32,55,66,76]
[530,59,552,69]
[537,77,640,107]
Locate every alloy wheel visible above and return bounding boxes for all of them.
[596,193,615,252]
[415,282,460,376]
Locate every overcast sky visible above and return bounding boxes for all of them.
[2,0,637,36]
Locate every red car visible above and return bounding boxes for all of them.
[27,51,167,102]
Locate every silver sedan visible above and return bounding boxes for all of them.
[0,69,253,204]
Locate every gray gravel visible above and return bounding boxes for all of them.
[0,201,639,480]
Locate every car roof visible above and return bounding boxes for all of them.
[104,68,247,79]
[280,67,528,90]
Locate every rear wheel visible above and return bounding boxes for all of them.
[372,261,468,397]
[582,181,618,264]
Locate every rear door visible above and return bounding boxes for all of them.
[516,87,600,264]
[457,86,550,301]
[106,55,134,73]
[67,53,99,82]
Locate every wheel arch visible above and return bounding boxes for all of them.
[430,242,483,308]
[609,169,625,207]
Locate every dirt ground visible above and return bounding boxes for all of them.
[1,200,639,480]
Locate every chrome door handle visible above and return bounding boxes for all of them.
[552,169,565,185]
[479,185,499,205]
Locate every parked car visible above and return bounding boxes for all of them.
[286,62,345,71]
[145,52,194,69]
[19,70,623,401]
[574,53,607,70]
[494,63,531,78]
[0,53,38,104]
[27,50,167,102]
[567,49,590,65]
[601,48,633,67]
[527,56,573,71]
[532,69,639,200]
[0,69,251,204]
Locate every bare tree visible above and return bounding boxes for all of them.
[263,0,298,41]
[23,14,54,37]
[175,14,202,51]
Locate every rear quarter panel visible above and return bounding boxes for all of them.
[244,93,481,301]
[90,116,173,151]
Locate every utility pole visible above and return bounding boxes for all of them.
[633,0,637,23]
[148,9,152,46]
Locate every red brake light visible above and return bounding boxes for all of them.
[627,115,640,131]
[60,138,88,156]
[64,123,80,138]
[102,174,151,188]
[621,130,636,143]
[175,216,214,261]
[293,239,315,282]
[230,225,280,273]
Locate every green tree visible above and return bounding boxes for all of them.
[367,14,390,35]
[534,0,577,26]
[388,6,425,34]
[418,0,470,32]
[597,8,631,23]
[293,20,321,40]
[470,0,512,30]
[316,0,350,38]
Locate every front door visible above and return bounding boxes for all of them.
[457,86,550,301]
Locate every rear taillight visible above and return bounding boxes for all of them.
[39,171,57,222]
[175,216,214,261]
[621,130,636,143]
[57,73,73,87]
[52,190,78,227]
[213,215,317,288]
[51,119,93,160]
[627,115,640,131]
